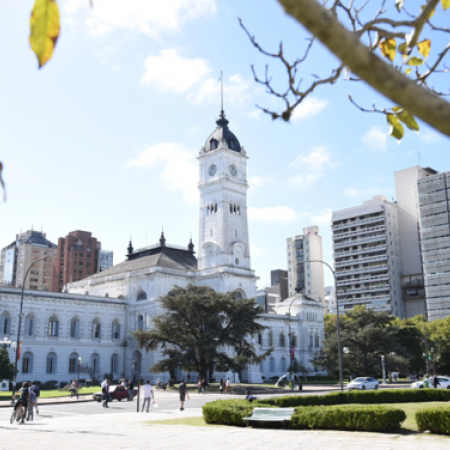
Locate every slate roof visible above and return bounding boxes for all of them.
[87,246,198,280]
[19,231,57,248]
[204,112,241,153]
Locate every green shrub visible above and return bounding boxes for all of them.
[291,405,406,432]
[304,375,336,381]
[416,406,450,434]
[42,380,59,390]
[203,400,256,426]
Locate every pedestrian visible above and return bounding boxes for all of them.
[127,379,135,401]
[219,378,224,394]
[197,378,203,394]
[179,378,189,411]
[70,378,79,399]
[225,378,230,394]
[393,372,398,384]
[187,374,191,384]
[27,385,37,421]
[433,374,441,389]
[31,381,40,415]
[201,377,207,395]
[102,379,110,408]
[424,375,431,388]
[388,372,392,384]
[141,380,155,413]
[245,390,255,402]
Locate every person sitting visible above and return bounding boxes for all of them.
[245,390,255,402]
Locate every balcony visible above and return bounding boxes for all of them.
[337,284,390,296]
[333,225,386,240]
[336,264,389,277]
[332,215,385,231]
[336,274,389,287]
[333,234,386,250]
[338,294,391,305]
[334,245,387,258]
[335,254,387,268]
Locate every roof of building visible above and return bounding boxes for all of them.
[16,231,57,248]
[87,245,198,280]
[204,111,241,153]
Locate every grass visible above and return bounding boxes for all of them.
[147,417,210,427]
[0,386,99,401]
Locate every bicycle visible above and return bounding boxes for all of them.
[10,398,27,425]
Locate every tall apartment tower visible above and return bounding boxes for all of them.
[332,196,403,316]
[287,226,325,304]
[395,166,436,317]
[417,169,450,321]
[0,230,57,290]
[271,269,289,300]
[52,230,113,292]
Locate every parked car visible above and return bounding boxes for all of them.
[93,385,137,402]
[410,376,450,389]
[346,377,380,391]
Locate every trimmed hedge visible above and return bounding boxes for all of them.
[202,400,406,431]
[416,406,450,434]
[291,405,406,432]
[260,389,450,407]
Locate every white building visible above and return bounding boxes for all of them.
[332,195,403,316]
[0,111,324,384]
[287,226,325,305]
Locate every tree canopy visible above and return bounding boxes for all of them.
[133,284,272,380]
[0,348,15,380]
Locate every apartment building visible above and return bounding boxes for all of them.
[287,226,325,304]
[52,230,113,292]
[417,170,450,321]
[0,230,57,290]
[332,196,403,317]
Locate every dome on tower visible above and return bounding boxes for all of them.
[204,111,241,153]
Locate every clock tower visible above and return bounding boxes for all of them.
[197,111,256,296]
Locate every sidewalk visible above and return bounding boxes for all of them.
[0,394,94,408]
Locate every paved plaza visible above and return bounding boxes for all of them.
[1,391,450,450]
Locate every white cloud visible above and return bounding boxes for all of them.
[250,245,267,257]
[141,49,210,93]
[248,109,262,120]
[362,126,388,152]
[344,187,382,197]
[248,176,276,189]
[288,146,337,190]
[291,97,328,121]
[66,0,217,37]
[248,206,297,223]
[420,131,442,144]
[311,208,332,225]
[126,142,198,204]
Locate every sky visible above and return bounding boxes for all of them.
[1,0,450,288]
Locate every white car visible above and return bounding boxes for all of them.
[347,377,380,391]
[410,376,450,389]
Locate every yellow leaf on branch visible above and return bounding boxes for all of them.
[442,0,450,11]
[379,38,397,62]
[417,40,431,58]
[29,0,60,68]
[387,114,404,141]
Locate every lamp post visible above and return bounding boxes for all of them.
[132,358,141,413]
[1,337,14,348]
[287,292,303,390]
[304,259,344,391]
[13,253,51,395]
[381,355,386,384]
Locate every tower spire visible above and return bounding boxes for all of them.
[220,70,223,114]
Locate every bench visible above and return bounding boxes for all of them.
[243,407,295,426]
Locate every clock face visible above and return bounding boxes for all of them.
[209,164,217,176]
[229,164,237,176]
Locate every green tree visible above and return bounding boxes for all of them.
[133,284,272,381]
[313,306,411,377]
[0,348,15,380]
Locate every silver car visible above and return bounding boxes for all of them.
[410,376,450,389]
[346,377,380,390]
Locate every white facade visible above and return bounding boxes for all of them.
[332,196,404,317]
[0,111,324,384]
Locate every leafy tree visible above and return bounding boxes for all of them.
[133,284,272,381]
[242,0,450,140]
[313,306,411,377]
[0,348,15,380]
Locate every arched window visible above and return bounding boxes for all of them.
[1,311,10,335]
[309,333,314,348]
[290,334,297,347]
[137,291,147,301]
[269,357,275,372]
[48,314,59,337]
[92,317,101,339]
[131,350,142,383]
[279,334,285,347]
[90,353,100,376]
[235,291,243,300]
[118,295,125,299]
[314,332,320,348]
[258,333,262,345]
[46,352,57,374]
[70,316,80,338]
[137,315,144,330]
[112,319,121,340]
[22,352,33,374]
[210,138,218,150]
[111,353,119,376]
[69,352,79,373]
[268,331,273,347]
[280,357,287,372]
[25,313,35,336]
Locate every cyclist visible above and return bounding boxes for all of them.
[13,382,30,424]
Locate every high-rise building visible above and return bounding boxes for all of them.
[417,169,450,321]
[332,196,403,316]
[0,230,57,290]
[270,269,288,300]
[51,230,113,292]
[287,226,325,304]
[324,285,336,314]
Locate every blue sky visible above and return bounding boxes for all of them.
[1,0,449,288]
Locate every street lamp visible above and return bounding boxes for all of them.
[1,337,14,348]
[287,291,303,390]
[304,259,344,391]
[13,253,51,395]
[381,355,386,384]
[132,358,141,413]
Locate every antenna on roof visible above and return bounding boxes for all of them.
[218,71,224,114]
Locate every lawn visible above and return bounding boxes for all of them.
[0,386,99,401]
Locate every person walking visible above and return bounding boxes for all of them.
[197,378,203,394]
[70,378,79,399]
[127,380,135,401]
[201,377,207,395]
[424,375,431,388]
[31,381,40,415]
[179,378,189,411]
[102,380,110,408]
[27,385,37,421]
[219,378,224,394]
[433,374,441,389]
[225,378,230,394]
[141,380,155,412]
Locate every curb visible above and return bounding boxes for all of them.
[0,395,95,408]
